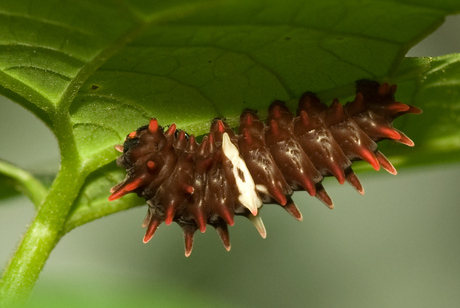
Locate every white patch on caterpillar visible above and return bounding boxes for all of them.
[222,133,262,216]
[256,184,268,194]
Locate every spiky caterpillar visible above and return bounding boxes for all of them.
[109,80,421,256]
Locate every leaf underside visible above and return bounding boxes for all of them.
[0,0,459,227]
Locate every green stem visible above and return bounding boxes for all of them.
[0,72,95,305]
[0,160,48,208]
[0,160,85,306]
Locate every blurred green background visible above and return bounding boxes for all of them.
[1,15,460,308]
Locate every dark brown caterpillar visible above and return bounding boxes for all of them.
[109,80,421,256]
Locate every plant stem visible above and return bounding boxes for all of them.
[0,160,48,208]
[0,161,85,306]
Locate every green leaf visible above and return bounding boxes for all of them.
[70,0,460,164]
[2,1,460,302]
[391,54,460,166]
[0,0,459,247]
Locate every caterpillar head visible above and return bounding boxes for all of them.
[109,119,179,201]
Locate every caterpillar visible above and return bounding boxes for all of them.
[108,80,421,256]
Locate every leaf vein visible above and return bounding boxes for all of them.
[0,44,87,64]
[0,9,96,37]
[5,65,72,81]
